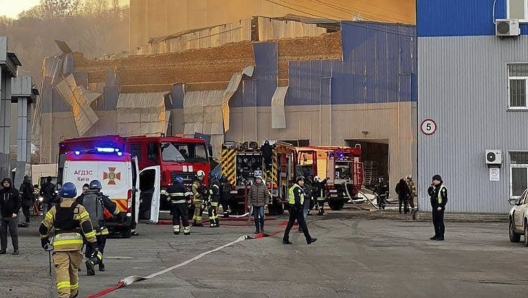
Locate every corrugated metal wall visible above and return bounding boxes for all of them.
[418,36,528,213]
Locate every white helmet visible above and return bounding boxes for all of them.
[314,176,320,182]
[197,170,205,180]
[406,175,412,180]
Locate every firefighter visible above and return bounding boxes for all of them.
[207,175,221,227]
[39,182,101,298]
[75,180,118,275]
[313,176,328,216]
[167,176,192,235]
[282,177,317,245]
[192,170,206,227]
[220,175,232,218]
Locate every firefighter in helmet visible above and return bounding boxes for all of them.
[313,176,329,216]
[192,170,206,226]
[207,174,221,227]
[39,182,101,298]
[167,176,192,235]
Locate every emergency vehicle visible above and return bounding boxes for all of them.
[58,135,211,214]
[306,145,363,210]
[61,149,162,237]
[220,141,297,215]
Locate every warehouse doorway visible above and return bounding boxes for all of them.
[346,140,389,189]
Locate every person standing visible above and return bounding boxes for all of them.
[406,175,416,211]
[167,176,192,235]
[374,177,388,210]
[248,171,269,234]
[395,178,411,214]
[300,176,313,233]
[192,170,206,227]
[39,182,100,298]
[283,177,317,245]
[428,175,447,241]
[207,175,221,228]
[0,178,21,255]
[75,180,118,275]
[220,176,232,218]
[314,176,328,216]
[40,176,56,215]
[19,176,34,227]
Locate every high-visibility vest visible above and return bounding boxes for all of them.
[437,185,446,204]
[288,184,304,205]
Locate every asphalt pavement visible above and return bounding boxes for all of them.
[0,213,525,298]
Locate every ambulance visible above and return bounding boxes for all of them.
[61,148,161,237]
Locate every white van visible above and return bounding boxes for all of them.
[61,150,161,237]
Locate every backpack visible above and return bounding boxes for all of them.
[82,192,105,229]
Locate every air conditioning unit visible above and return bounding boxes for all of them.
[496,19,520,37]
[486,150,502,165]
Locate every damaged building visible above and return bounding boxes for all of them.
[38,15,417,189]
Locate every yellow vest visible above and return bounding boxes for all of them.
[437,185,446,204]
[288,184,304,205]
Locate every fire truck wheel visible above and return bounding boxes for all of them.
[328,200,344,211]
[122,228,132,239]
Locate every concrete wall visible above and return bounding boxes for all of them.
[418,36,528,213]
[129,0,416,50]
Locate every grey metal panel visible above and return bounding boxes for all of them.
[73,72,88,89]
[103,86,119,110]
[418,36,528,214]
[51,88,71,113]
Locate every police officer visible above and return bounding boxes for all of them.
[39,182,101,298]
[192,170,206,226]
[313,176,328,216]
[282,177,317,245]
[75,180,118,275]
[167,176,192,235]
[428,174,447,241]
[208,175,221,228]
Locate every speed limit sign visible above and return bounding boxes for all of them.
[420,119,437,135]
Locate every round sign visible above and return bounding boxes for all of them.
[420,119,437,135]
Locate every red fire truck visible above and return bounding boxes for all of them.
[58,135,212,220]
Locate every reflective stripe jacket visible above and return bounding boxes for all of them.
[39,199,97,252]
[288,184,304,208]
[192,180,204,201]
[167,182,191,204]
[428,184,448,210]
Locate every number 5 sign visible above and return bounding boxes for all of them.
[420,119,437,136]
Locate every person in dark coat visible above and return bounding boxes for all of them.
[19,176,34,227]
[0,178,22,255]
[428,174,448,241]
[40,176,56,215]
[395,178,411,214]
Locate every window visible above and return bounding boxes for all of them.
[508,64,528,109]
[130,144,142,161]
[508,0,528,22]
[510,152,528,198]
[160,142,208,163]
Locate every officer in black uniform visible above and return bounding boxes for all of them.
[167,176,192,235]
[283,177,317,245]
[428,174,447,241]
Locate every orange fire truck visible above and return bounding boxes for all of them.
[220,141,297,215]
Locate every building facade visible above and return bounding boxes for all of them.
[417,0,528,213]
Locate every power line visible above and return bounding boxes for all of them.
[311,0,410,24]
[262,0,415,38]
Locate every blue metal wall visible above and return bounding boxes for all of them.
[232,22,416,107]
[417,0,528,37]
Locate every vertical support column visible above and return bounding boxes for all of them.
[14,97,28,188]
[0,71,11,179]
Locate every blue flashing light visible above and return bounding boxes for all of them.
[117,152,123,156]
[74,151,81,155]
[96,147,117,153]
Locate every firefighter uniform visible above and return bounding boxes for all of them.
[192,174,205,227]
[283,177,317,245]
[314,177,328,216]
[208,178,220,228]
[39,182,99,298]
[167,177,192,235]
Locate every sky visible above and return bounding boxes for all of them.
[0,0,40,19]
[0,0,129,19]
